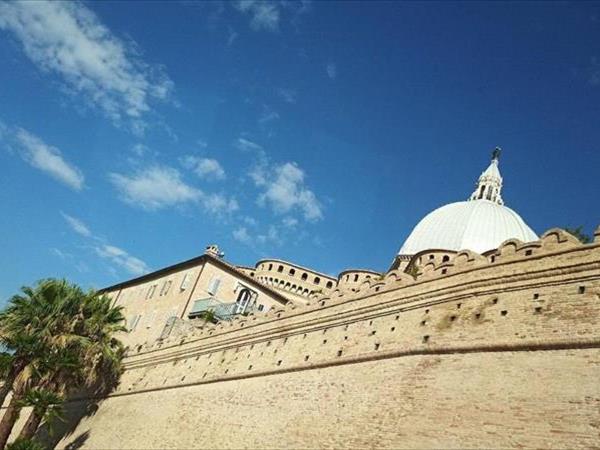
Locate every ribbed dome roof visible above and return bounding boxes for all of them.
[398,200,538,255]
[398,150,538,255]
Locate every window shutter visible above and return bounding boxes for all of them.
[147,285,156,299]
[208,277,221,296]
[180,273,191,290]
[132,314,142,331]
[160,280,171,296]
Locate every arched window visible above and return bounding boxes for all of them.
[289,268,296,276]
[429,254,434,260]
[301,273,308,281]
[314,277,321,285]
[354,274,359,282]
[442,255,450,262]
[235,288,253,314]
[278,265,284,273]
[326,281,333,289]
[268,264,273,270]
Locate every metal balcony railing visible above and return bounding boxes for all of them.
[188,297,255,321]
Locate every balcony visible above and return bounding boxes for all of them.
[187,297,255,321]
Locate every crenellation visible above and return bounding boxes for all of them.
[112,242,600,389]
[53,226,600,449]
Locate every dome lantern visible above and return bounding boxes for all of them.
[469,147,504,205]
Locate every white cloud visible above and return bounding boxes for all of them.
[181,156,226,181]
[227,26,238,46]
[258,104,280,126]
[233,226,252,244]
[276,88,297,104]
[201,192,239,215]
[257,225,282,245]
[131,143,149,157]
[50,247,72,260]
[282,216,298,228]
[243,216,258,226]
[109,165,201,210]
[234,137,263,152]
[60,212,149,276]
[0,2,173,129]
[234,224,281,247]
[95,244,149,276]
[326,61,337,80]
[10,128,85,190]
[109,164,238,216]
[238,136,323,222]
[235,1,280,31]
[256,162,323,221]
[61,212,92,237]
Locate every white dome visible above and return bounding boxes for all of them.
[398,199,538,255]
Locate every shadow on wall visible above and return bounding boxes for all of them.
[35,400,99,449]
[64,430,91,450]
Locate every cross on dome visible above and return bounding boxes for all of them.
[469,147,504,205]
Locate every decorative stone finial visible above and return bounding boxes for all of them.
[205,244,225,258]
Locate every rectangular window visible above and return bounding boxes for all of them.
[180,273,191,290]
[207,277,221,296]
[160,280,172,296]
[258,304,264,311]
[129,314,141,332]
[147,284,157,299]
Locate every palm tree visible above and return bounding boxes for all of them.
[16,388,65,440]
[17,292,125,441]
[0,279,126,447]
[0,279,68,448]
[564,226,592,244]
[5,438,45,450]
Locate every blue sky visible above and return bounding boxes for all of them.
[1,1,599,302]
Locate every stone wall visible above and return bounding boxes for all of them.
[51,229,600,448]
[57,348,600,449]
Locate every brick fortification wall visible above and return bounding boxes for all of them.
[57,229,600,449]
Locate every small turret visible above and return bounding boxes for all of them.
[205,244,225,259]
